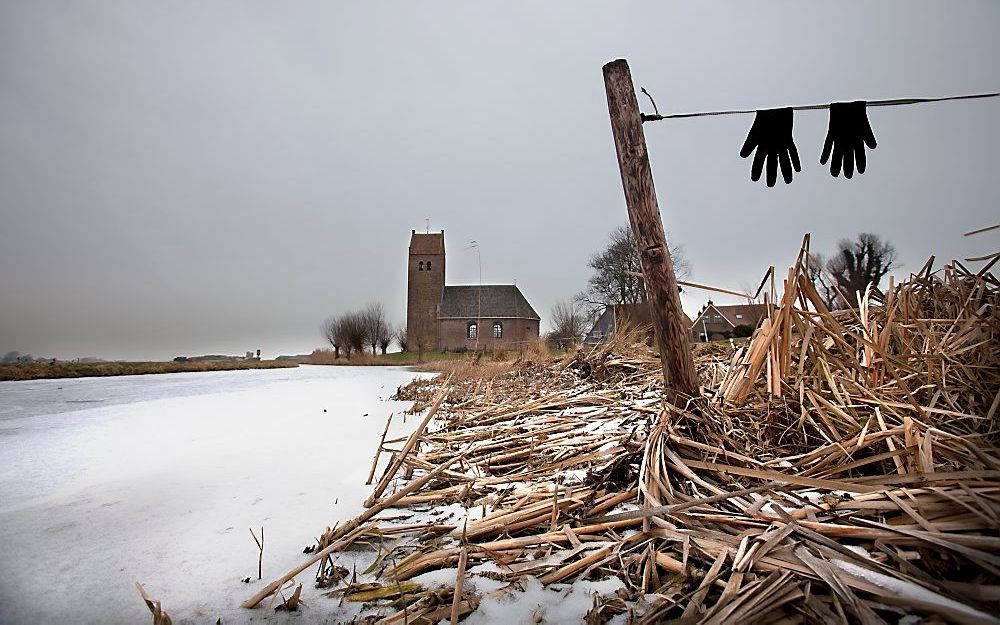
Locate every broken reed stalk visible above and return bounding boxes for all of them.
[249,527,264,580]
[277,583,302,611]
[366,412,394,485]
[450,547,468,625]
[263,244,999,623]
[243,454,463,609]
[135,582,173,625]
[364,373,452,507]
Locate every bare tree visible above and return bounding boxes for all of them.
[824,233,899,309]
[336,317,354,358]
[377,333,392,355]
[806,253,839,310]
[575,225,690,317]
[376,318,393,355]
[395,325,408,353]
[321,316,343,359]
[324,313,366,359]
[548,300,588,349]
[360,303,390,355]
[407,325,429,362]
[338,312,366,358]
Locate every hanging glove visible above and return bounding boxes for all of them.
[820,101,877,178]
[740,108,801,187]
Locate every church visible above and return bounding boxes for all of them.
[406,230,540,351]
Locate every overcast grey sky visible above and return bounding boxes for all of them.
[1,2,998,360]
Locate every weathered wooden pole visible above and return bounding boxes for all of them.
[603,58,699,403]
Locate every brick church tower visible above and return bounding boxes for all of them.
[406,229,445,350]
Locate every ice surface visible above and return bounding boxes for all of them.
[0,365,431,624]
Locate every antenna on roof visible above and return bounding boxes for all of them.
[464,240,482,352]
[425,218,429,234]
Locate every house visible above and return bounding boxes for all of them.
[583,300,766,345]
[690,300,767,341]
[583,302,694,346]
[406,230,540,351]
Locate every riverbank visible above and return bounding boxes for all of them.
[0,359,298,381]
[254,252,999,624]
[306,350,463,366]
[307,342,562,368]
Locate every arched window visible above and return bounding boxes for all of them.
[492,322,502,339]
[418,261,424,271]
[426,260,432,270]
[467,322,478,339]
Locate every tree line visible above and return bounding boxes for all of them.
[321,303,401,359]
[546,226,898,347]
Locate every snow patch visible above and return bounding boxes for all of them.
[463,576,627,625]
[831,558,998,624]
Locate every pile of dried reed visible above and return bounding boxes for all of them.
[245,246,999,624]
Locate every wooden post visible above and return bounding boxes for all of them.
[603,58,699,403]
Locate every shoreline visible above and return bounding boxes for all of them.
[0,359,298,382]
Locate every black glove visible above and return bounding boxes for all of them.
[820,101,877,178]
[740,108,801,187]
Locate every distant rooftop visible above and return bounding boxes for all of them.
[694,302,767,327]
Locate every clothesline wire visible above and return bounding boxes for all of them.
[640,91,999,122]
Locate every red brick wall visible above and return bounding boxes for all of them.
[437,318,539,351]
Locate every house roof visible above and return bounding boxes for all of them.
[613,302,693,329]
[584,303,694,345]
[718,303,767,326]
[409,231,444,255]
[438,285,540,320]
[692,302,768,328]
[583,307,615,344]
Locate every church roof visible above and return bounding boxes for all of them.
[438,285,540,320]
[409,231,444,255]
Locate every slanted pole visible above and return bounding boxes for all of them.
[602,58,699,403]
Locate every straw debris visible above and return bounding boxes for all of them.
[249,242,999,623]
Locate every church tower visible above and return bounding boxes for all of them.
[406,229,445,350]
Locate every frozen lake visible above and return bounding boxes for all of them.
[0,365,430,624]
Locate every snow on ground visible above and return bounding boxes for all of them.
[463,576,627,625]
[411,565,629,625]
[0,365,431,625]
